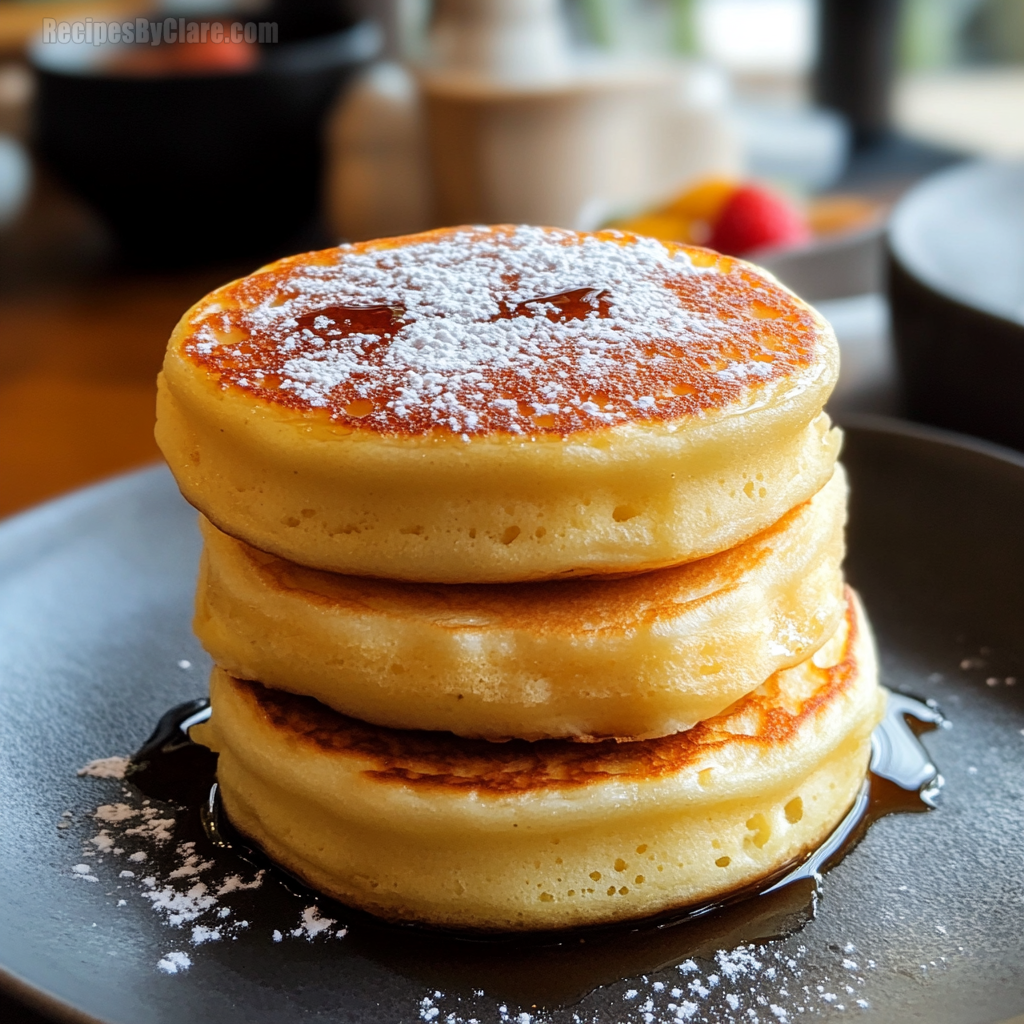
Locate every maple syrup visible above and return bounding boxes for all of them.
[287,287,612,349]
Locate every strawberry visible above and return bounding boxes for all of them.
[707,184,810,256]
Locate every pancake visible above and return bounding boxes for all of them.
[194,465,847,742]
[192,588,883,931]
[157,225,841,583]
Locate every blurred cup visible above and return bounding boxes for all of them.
[417,0,742,232]
[420,0,662,229]
[421,60,742,231]
[421,69,668,229]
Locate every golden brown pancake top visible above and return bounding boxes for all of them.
[229,494,803,633]
[235,591,858,795]
[178,226,822,438]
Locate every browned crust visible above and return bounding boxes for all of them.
[174,225,823,439]
[215,492,810,633]
[231,588,860,795]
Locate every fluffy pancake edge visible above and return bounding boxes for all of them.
[194,466,848,740]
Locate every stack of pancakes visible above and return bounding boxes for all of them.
[156,225,885,932]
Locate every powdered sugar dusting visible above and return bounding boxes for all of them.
[78,756,130,779]
[290,905,347,941]
[412,944,883,1023]
[181,227,821,437]
[70,766,352,973]
[156,950,191,974]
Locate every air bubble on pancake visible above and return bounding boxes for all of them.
[344,399,374,418]
[785,796,804,823]
[614,858,627,872]
[744,481,756,499]
[534,527,546,538]
[589,871,601,881]
[300,509,317,518]
[400,525,424,536]
[612,505,640,523]
[215,326,248,346]
[282,516,301,527]
[635,844,648,854]
[698,768,714,787]
[501,526,521,545]
[328,523,363,536]
[745,812,772,849]
[715,856,731,868]
[539,892,554,902]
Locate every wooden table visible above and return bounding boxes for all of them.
[0,271,234,518]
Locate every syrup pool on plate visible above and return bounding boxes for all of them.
[119,691,945,1007]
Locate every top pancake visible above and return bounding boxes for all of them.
[171,225,825,437]
[157,225,840,582]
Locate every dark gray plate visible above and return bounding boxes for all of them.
[1,418,1023,1024]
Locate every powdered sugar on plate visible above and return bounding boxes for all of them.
[70,758,346,975]
[77,756,130,779]
[182,226,821,437]
[414,945,882,1023]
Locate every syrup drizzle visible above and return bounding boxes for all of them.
[126,692,945,1008]
[288,288,613,353]
[503,287,613,323]
[294,303,406,338]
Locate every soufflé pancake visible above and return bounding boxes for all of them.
[194,465,847,742]
[157,224,840,583]
[163,223,885,935]
[192,590,882,932]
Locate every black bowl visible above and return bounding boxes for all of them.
[888,160,1024,450]
[30,22,379,267]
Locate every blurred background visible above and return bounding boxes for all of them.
[2,0,1023,519]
